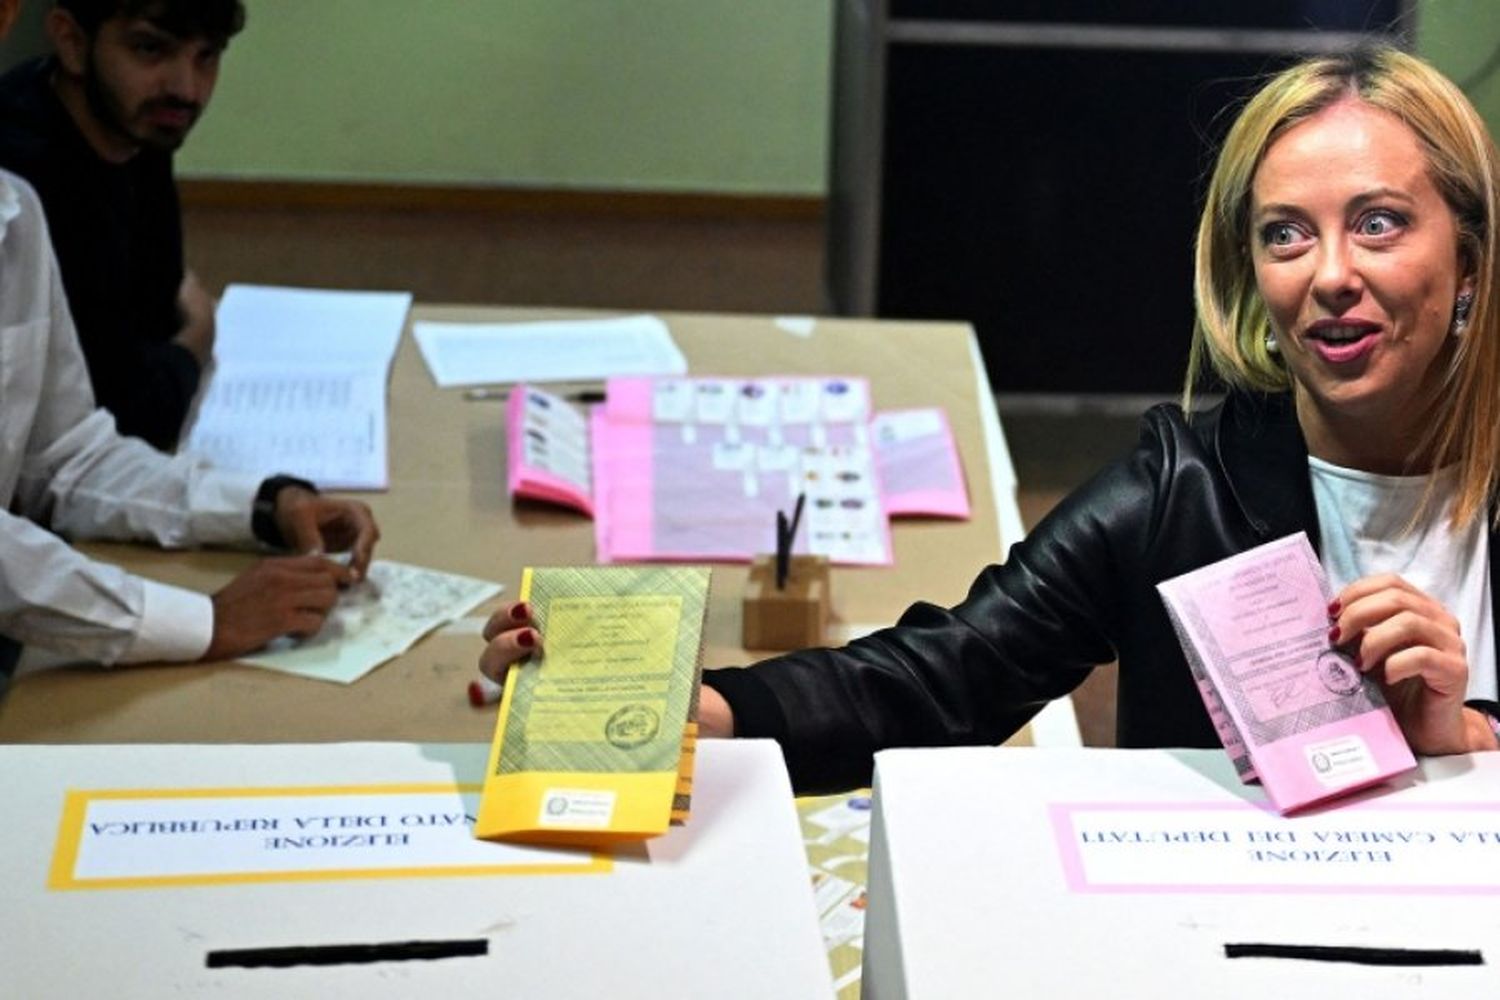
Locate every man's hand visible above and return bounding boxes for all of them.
[273,487,380,581]
[203,556,352,661]
[174,270,216,367]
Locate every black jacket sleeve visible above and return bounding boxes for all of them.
[705,415,1179,793]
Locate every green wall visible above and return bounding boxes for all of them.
[1416,0,1500,137]
[177,0,833,194]
[156,1,1500,195]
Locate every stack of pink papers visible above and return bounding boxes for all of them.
[506,377,970,565]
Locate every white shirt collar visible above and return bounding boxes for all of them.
[0,172,21,243]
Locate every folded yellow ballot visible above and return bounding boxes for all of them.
[475,565,709,847]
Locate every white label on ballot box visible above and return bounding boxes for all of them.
[538,789,617,828]
[1050,803,1500,893]
[1304,734,1379,787]
[50,786,607,889]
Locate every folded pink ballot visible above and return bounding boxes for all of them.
[1156,533,1416,814]
[507,385,594,516]
[871,408,970,519]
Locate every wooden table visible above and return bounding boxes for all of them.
[0,307,1025,744]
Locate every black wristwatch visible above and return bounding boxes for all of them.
[251,474,318,548]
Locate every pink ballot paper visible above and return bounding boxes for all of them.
[871,408,970,519]
[505,377,971,565]
[596,376,892,565]
[507,385,594,516]
[1156,533,1416,814]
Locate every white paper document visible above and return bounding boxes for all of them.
[185,284,413,490]
[185,365,389,490]
[239,560,503,684]
[412,313,687,387]
[213,284,411,367]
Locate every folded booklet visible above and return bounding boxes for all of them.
[507,385,594,516]
[506,379,970,565]
[870,408,971,519]
[474,565,709,847]
[1156,533,1416,814]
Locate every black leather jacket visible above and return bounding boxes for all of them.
[705,391,1500,793]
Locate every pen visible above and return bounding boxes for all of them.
[775,510,790,590]
[788,491,806,542]
[463,387,606,404]
[774,491,807,590]
[468,675,503,707]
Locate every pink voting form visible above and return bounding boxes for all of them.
[871,408,971,519]
[596,376,892,564]
[506,386,593,516]
[505,378,971,565]
[1157,533,1416,814]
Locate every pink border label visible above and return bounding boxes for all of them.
[1048,800,1500,895]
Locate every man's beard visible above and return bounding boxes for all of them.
[82,51,198,153]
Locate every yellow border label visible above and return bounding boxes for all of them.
[49,782,611,891]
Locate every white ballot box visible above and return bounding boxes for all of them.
[863,747,1500,999]
[2,740,832,999]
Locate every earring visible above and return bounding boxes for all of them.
[1452,291,1475,336]
[1264,329,1280,353]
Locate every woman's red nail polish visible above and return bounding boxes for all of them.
[517,629,535,649]
[1327,600,1341,616]
[1328,626,1341,643]
[510,602,529,622]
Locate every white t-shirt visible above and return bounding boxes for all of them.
[1309,456,1496,701]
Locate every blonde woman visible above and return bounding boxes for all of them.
[480,48,1500,792]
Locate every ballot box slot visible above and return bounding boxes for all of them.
[1223,943,1483,967]
[205,938,489,968]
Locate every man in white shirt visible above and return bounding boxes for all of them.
[0,0,379,673]
[0,166,379,671]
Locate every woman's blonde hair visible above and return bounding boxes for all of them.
[1187,47,1500,527]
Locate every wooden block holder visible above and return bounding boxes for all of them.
[742,554,831,651]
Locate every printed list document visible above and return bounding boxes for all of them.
[184,284,413,490]
[239,560,503,684]
[411,313,687,387]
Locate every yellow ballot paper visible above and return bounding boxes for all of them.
[475,565,709,846]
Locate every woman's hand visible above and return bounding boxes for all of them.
[474,599,736,737]
[478,601,540,685]
[1331,574,1494,753]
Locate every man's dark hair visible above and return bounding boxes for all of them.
[56,0,246,42]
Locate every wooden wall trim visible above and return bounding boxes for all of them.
[178,179,825,221]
